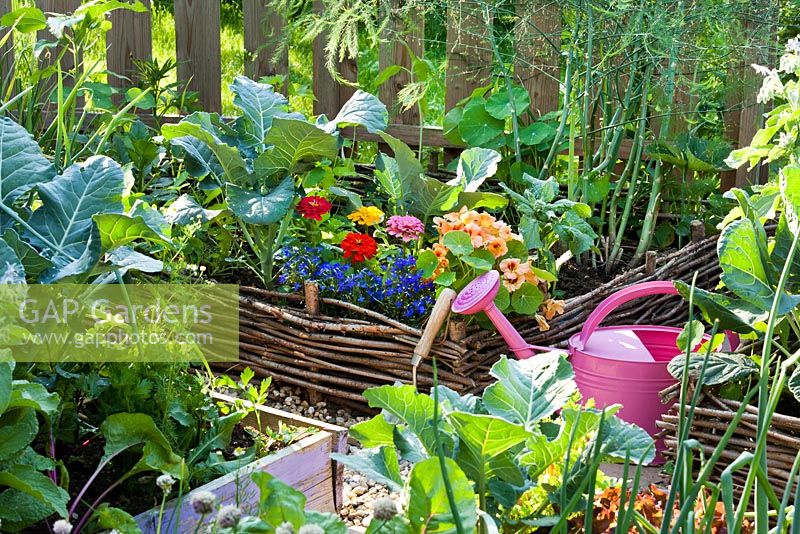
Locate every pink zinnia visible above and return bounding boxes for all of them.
[386,215,425,242]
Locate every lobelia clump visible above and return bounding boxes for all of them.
[276,245,435,323]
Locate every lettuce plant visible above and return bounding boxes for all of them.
[334,354,654,532]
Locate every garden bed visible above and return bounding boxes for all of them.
[134,392,347,533]
[225,230,720,406]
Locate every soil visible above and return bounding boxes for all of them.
[555,260,618,300]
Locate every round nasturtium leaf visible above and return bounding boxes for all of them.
[511,282,544,315]
[458,100,505,147]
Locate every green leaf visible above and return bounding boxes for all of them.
[460,254,493,272]
[304,511,348,534]
[676,320,705,352]
[89,503,141,534]
[442,231,473,256]
[674,281,764,334]
[0,408,37,461]
[667,352,758,387]
[8,381,60,417]
[0,489,59,532]
[230,76,289,147]
[449,412,531,496]
[789,366,800,403]
[322,90,388,134]
[332,446,403,493]
[227,176,295,225]
[366,516,412,534]
[519,406,614,479]
[162,114,250,184]
[0,238,24,282]
[349,414,395,448]
[253,118,338,176]
[416,250,439,278]
[485,86,531,120]
[375,64,403,87]
[2,230,51,280]
[519,122,556,146]
[494,284,510,311]
[106,247,163,274]
[442,107,465,145]
[163,194,223,225]
[594,414,655,464]
[0,359,12,413]
[25,156,124,274]
[93,213,171,251]
[406,457,478,534]
[451,148,501,192]
[1,7,47,33]
[0,117,56,211]
[252,471,306,529]
[483,354,577,431]
[100,413,187,479]
[363,384,438,455]
[511,282,544,315]
[458,99,505,147]
[457,191,508,211]
[434,271,456,286]
[718,218,783,312]
[0,464,68,519]
[374,155,407,205]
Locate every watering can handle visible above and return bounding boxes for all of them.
[577,281,679,349]
[577,281,740,352]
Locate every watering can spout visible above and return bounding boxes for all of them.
[451,271,536,358]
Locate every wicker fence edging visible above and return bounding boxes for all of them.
[213,232,721,407]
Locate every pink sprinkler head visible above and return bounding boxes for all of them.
[452,271,535,358]
[452,270,500,315]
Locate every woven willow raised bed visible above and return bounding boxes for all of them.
[658,384,800,502]
[213,230,720,406]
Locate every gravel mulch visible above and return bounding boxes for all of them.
[262,384,406,529]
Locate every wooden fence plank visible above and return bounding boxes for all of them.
[515,0,561,117]
[106,0,152,88]
[311,0,356,117]
[445,0,492,112]
[175,0,221,113]
[0,0,12,81]
[243,0,288,84]
[378,0,424,124]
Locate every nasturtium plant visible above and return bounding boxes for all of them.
[335,354,654,531]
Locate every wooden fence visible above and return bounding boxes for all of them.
[5,0,780,188]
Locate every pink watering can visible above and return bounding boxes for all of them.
[449,271,737,458]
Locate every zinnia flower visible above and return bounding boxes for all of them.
[295,196,332,221]
[386,215,425,242]
[347,206,384,226]
[341,232,378,262]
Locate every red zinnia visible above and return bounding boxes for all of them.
[341,232,378,262]
[295,195,332,221]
